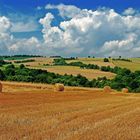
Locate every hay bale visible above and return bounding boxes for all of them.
[55,83,64,92]
[103,86,112,93]
[122,88,129,93]
[0,82,2,93]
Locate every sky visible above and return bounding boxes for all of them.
[0,0,140,57]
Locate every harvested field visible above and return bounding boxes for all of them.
[112,59,140,72]
[36,66,116,80]
[0,82,140,140]
[5,57,140,72]
[66,58,115,67]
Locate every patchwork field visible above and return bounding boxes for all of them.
[2,57,140,80]
[0,82,140,140]
[12,57,116,80]
[10,57,140,72]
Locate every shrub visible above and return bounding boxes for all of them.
[0,70,5,80]
[104,58,109,62]
[19,64,25,69]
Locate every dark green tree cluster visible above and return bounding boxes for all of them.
[104,58,109,62]
[53,59,100,69]
[81,64,100,69]
[112,58,132,62]
[0,60,11,67]
[14,59,35,63]
[68,62,86,67]
[53,58,67,65]
[0,64,91,87]
[63,57,76,60]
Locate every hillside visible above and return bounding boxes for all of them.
[112,58,140,72]
[0,82,140,140]
[6,56,140,72]
[2,57,116,80]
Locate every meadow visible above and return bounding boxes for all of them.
[0,82,140,140]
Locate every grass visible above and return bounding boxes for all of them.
[0,81,140,140]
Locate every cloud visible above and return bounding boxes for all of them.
[36,6,42,10]
[11,20,39,32]
[37,5,140,57]
[1,4,140,57]
[0,16,13,55]
[8,13,40,33]
[45,4,81,18]
[98,33,137,57]
[0,16,11,32]
[9,37,41,55]
[123,8,137,15]
[0,16,41,55]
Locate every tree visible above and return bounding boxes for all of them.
[6,64,15,69]
[0,69,5,80]
[104,58,109,62]
[53,58,67,65]
[19,64,25,69]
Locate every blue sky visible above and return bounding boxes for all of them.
[1,0,140,12]
[0,0,140,56]
[1,0,139,38]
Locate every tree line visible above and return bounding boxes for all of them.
[0,60,11,67]
[14,59,35,63]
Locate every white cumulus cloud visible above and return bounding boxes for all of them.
[0,16,41,55]
[11,21,39,32]
[123,8,137,15]
[1,4,140,57]
[45,4,81,18]
[38,5,140,57]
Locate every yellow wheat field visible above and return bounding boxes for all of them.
[0,81,140,140]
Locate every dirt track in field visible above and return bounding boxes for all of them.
[0,82,140,140]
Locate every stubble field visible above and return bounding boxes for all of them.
[0,82,140,140]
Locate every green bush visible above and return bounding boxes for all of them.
[104,58,109,62]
